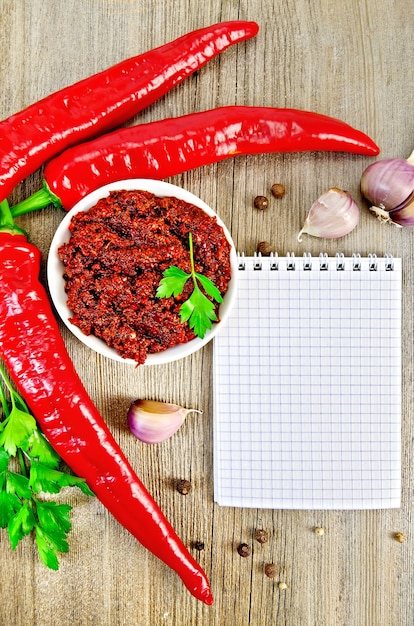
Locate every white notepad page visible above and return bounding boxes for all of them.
[213,254,402,510]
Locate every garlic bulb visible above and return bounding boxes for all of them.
[127,399,202,444]
[360,150,414,227]
[297,188,360,242]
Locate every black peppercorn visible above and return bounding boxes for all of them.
[256,242,273,256]
[176,479,192,495]
[237,542,251,557]
[255,528,269,544]
[264,563,277,578]
[254,195,269,210]
[271,183,286,198]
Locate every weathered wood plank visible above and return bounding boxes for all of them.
[0,1,412,624]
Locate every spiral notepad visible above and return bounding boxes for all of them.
[213,253,402,510]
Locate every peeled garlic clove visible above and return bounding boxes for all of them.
[297,188,360,242]
[127,399,202,444]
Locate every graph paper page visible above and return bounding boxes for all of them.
[213,255,401,509]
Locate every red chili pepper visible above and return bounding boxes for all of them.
[0,21,258,203]
[0,222,213,605]
[11,106,380,214]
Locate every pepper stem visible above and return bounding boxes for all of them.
[0,198,26,235]
[10,180,62,217]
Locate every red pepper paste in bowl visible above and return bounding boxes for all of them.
[57,189,232,365]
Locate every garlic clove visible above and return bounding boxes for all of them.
[387,195,414,227]
[127,399,202,444]
[297,188,360,242]
[361,157,414,212]
[361,150,414,228]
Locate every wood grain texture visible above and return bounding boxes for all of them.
[0,0,413,624]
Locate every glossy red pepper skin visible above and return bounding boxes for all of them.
[31,105,378,211]
[0,232,213,605]
[0,21,258,202]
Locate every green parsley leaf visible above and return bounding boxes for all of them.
[6,471,31,499]
[0,405,36,456]
[156,232,223,339]
[156,266,190,298]
[32,501,73,570]
[0,363,94,569]
[35,526,68,571]
[36,500,72,535]
[8,502,36,548]
[0,447,9,472]
[74,479,95,497]
[26,429,60,468]
[0,491,22,528]
[29,460,94,496]
[180,285,218,338]
[194,272,223,303]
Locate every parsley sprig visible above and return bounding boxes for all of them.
[156,233,223,339]
[0,363,94,570]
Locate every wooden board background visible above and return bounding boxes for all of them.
[0,1,413,624]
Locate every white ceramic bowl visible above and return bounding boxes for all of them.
[47,179,238,365]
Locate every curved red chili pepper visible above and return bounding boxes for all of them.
[0,21,258,202]
[11,106,380,214]
[0,231,213,605]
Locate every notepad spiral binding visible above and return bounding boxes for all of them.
[237,252,395,272]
